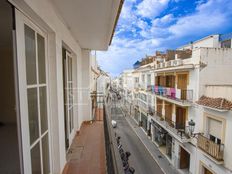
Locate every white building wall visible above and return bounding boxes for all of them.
[198,48,232,97]
[10,0,96,172]
[80,49,92,125]
[195,149,231,174]
[205,85,232,101]
[197,107,232,172]
[97,75,110,95]
[192,35,219,49]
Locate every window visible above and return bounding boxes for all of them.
[134,77,139,83]
[221,39,231,48]
[147,74,151,86]
[206,117,223,143]
[140,93,147,102]
[209,135,221,145]
[142,74,145,82]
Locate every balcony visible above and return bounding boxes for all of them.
[63,96,124,174]
[147,85,155,93]
[148,105,155,116]
[197,134,224,164]
[151,111,191,143]
[154,86,193,106]
[157,62,165,69]
[155,59,184,69]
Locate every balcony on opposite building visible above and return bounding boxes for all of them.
[197,134,224,164]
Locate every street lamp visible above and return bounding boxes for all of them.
[188,119,195,136]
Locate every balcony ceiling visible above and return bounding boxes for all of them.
[50,0,123,50]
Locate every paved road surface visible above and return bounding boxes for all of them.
[110,100,164,174]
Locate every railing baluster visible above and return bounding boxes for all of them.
[197,134,224,161]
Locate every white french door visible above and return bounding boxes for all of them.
[15,10,51,174]
[63,50,74,149]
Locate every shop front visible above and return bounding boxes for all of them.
[141,112,148,131]
[134,107,140,124]
[151,119,167,146]
[166,134,173,159]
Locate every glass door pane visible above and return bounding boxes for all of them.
[37,34,46,84]
[42,134,50,174]
[31,143,41,174]
[25,25,37,85]
[27,88,39,145]
[63,51,74,148]
[22,21,50,174]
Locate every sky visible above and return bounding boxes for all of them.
[97,0,232,77]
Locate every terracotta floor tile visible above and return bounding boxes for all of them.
[63,121,106,174]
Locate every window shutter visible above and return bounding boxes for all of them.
[208,118,222,139]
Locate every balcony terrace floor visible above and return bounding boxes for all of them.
[62,121,106,174]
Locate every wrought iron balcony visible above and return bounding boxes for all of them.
[151,111,191,143]
[147,85,155,93]
[148,105,155,115]
[197,134,224,162]
[154,86,193,105]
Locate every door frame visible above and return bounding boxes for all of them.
[199,161,215,174]
[15,9,52,173]
[62,49,75,150]
[176,106,186,129]
[179,146,190,170]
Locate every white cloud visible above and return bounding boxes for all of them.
[137,0,170,18]
[152,14,174,27]
[97,36,164,77]
[168,0,232,37]
[137,19,149,30]
[98,0,232,77]
[138,14,174,38]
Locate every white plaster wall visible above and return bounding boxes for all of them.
[90,51,98,92]
[205,85,232,101]
[80,49,92,124]
[192,35,219,49]
[188,68,200,102]
[174,141,197,174]
[195,149,231,174]
[10,0,93,172]
[198,48,232,97]
[97,75,110,95]
[200,109,232,172]
[151,72,155,86]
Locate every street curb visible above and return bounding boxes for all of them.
[120,106,167,174]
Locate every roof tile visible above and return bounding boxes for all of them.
[196,96,232,110]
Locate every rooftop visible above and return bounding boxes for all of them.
[197,96,232,111]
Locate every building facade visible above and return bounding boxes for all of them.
[118,33,232,174]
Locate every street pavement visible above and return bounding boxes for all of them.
[110,101,164,174]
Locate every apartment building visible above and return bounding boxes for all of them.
[196,86,232,174]
[119,33,232,174]
[0,0,122,173]
[120,69,134,111]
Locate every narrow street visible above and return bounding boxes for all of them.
[110,99,164,174]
